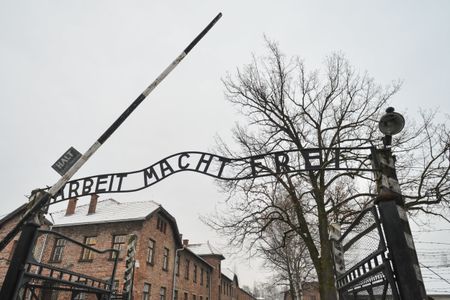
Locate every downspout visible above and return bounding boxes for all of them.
[37,212,55,264]
[209,268,211,300]
[26,224,52,300]
[36,225,51,264]
[172,247,184,299]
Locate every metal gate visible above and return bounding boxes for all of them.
[18,228,120,300]
[335,206,400,300]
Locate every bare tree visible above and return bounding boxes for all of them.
[207,40,449,300]
[398,110,450,218]
[260,219,315,300]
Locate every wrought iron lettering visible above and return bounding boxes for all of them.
[52,148,373,203]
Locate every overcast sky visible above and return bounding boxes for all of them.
[1,0,449,292]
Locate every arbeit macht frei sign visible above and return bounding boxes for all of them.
[53,147,372,202]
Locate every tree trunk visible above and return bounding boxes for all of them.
[317,190,338,300]
[318,238,338,300]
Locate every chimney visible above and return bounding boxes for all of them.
[88,194,99,214]
[66,198,78,215]
[183,239,189,246]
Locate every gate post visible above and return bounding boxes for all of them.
[371,148,427,300]
[0,221,40,300]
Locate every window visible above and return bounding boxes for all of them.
[185,259,190,279]
[206,272,209,288]
[50,238,66,262]
[80,236,96,261]
[163,247,169,270]
[193,264,197,283]
[192,295,196,300]
[41,281,58,300]
[73,292,86,300]
[74,280,87,299]
[157,216,167,233]
[200,268,204,285]
[143,283,151,300]
[50,290,59,300]
[184,292,188,300]
[112,280,120,293]
[160,287,166,300]
[200,297,203,300]
[147,239,155,264]
[111,234,126,259]
[174,290,178,300]
[309,297,317,300]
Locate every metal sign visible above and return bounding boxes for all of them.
[51,147,82,176]
[52,147,374,202]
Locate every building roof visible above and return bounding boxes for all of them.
[49,198,183,248]
[221,268,236,282]
[0,202,52,229]
[181,247,214,270]
[0,203,27,227]
[49,198,161,227]
[188,241,225,259]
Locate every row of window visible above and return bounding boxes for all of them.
[50,233,210,289]
[147,239,210,287]
[143,283,209,300]
[50,214,168,263]
[181,257,210,287]
[50,234,127,263]
[157,216,168,234]
[146,238,169,271]
[142,283,167,300]
[220,279,234,297]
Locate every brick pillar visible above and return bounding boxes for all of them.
[65,198,78,215]
[88,194,99,214]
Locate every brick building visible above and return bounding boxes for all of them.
[0,196,257,300]
[283,282,320,300]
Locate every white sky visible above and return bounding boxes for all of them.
[1,0,449,292]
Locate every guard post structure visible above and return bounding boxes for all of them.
[0,221,40,300]
[329,223,345,276]
[0,189,50,300]
[123,234,137,300]
[371,107,427,300]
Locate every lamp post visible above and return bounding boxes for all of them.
[371,107,428,300]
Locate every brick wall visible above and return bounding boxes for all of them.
[201,255,224,300]
[133,212,178,300]
[283,283,321,300]
[175,249,212,300]
[0,212,23,287]
[237,287,256,300]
